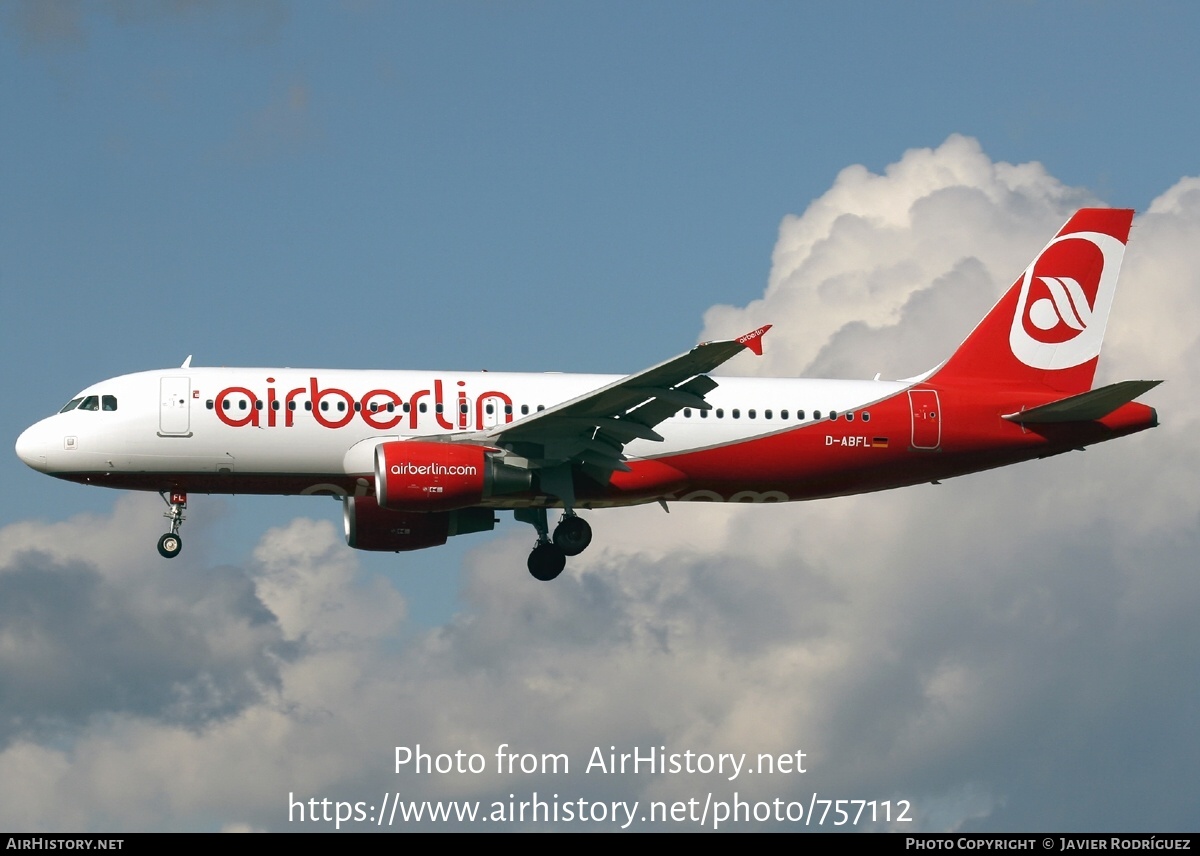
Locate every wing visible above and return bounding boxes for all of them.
[428,325,771,495]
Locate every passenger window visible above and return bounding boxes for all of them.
[504,405,513,415]
[862,411,871,422]
[537,405,545,411]
[731,409,740,419]
[206,400,214,410]
[748,409,756,419]
[683,408,692,418]
[700,409,708,418]
[419,403,428,413]
[485,404,494,415]
[716,409,724,418]
[521,405,529,415]
[846,411,854,421]
[814,410,822,420]
[780,409,789,419]
[765,409,773,419]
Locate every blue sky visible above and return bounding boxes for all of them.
[2,1,1198,832]
[6,1,1198,553]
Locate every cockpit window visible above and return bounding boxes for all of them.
[60,394,117,413]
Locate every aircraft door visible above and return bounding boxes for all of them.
[908,389,941,450]
[159,377,192,436]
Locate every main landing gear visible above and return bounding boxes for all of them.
[516,508,593,581]
[157,491,187,558]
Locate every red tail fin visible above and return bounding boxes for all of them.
[931,208,1133,394]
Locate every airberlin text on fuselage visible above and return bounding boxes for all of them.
[212,377,514,432]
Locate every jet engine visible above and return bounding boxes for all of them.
[344,495,496,552]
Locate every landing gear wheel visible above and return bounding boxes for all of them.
[553,515,592,557]
[527,542,566,581]
[158,491,187,559]
[157,533,182,559]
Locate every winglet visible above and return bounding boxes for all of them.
[735,324,772,356]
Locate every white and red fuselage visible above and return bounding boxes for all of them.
[14,209,1160,577]
[13,367,1155,503]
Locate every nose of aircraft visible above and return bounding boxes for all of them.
[15,422,51,472]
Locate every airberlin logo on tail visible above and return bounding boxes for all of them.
[1009,229,1125,370]
[1029,276,1093,332]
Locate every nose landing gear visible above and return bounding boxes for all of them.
[157,491,186,558]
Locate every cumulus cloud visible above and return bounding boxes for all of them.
[0,497,408,830]
[1,137,1197,831]
[703,135,1099,379]
[0,496,286,742]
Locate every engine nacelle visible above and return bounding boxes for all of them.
[375,441,530,512]
[344,495,496,552]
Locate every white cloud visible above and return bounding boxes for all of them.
[702,135,1098,379]
[2,138,1197,831]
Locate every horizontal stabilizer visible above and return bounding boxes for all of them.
[1002,380,1162,424]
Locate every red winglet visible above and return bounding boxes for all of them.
[735,324,772,356]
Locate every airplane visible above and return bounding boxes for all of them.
[15,208,1160,581]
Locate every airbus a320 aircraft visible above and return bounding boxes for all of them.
[16,209,1160,580]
